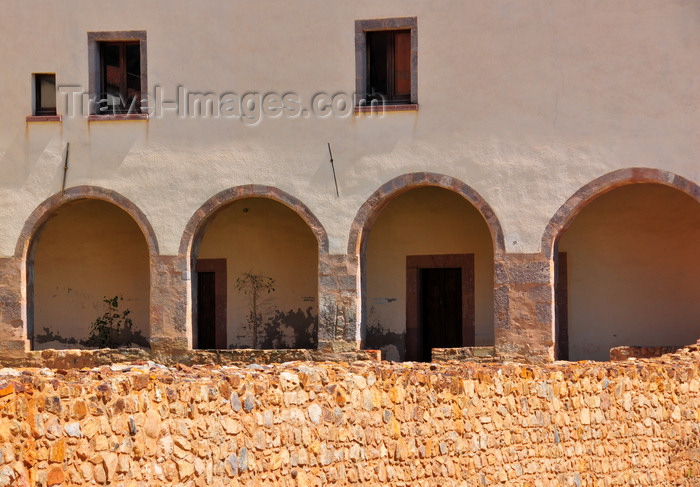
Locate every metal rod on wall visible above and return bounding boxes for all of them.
[327,142,339,197]
[61,142,70,196]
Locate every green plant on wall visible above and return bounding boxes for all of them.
[86,296,134,348]
[235,272,275,349]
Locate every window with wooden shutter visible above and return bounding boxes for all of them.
[87,31,148,117]
[100,41,141,113]
[355,18,417,109]
[366,30,411,103]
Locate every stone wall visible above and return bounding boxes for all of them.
[0,347,699,486]
[609,346,684,362]
[0,348,382,370]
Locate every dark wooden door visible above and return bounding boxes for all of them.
[555,252,569,360]
[197,271,216,349]
[195,258,227,349]
[420,268,462,362]
[406,254,475,362]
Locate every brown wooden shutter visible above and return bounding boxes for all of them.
[393,31,411,98]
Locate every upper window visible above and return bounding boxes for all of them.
[355,17,417,108]
[366,30,411,103]
[33,73,57,116]
[88,31,147,116]
[100,42,141,113]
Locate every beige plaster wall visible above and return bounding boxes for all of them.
[365,187,494,360]
[558,184,700,361]
[197,198,318,348]
[33,200,150,348]
[0,1,698,257]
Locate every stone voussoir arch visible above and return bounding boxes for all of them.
[347,172,506,257]
[178,184,330,259]
[16,185,160,259]
[541,167,700,259]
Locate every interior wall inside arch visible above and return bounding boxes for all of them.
[364,186,495,361]
[32,199,150,349]
[558,183,700,361]
[197,197,319,349]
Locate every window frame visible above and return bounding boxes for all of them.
[365,29,412,104]
[33,73,57,116]
[88,31,148,117]
[355,17,417,109]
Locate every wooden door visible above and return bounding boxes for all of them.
[420,268,462,362]
[195,259,227,349]
[555,252,569,360]
[197,272,216,349]
[406,254,475,362]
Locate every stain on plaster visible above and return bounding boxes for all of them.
[365,320,405,362]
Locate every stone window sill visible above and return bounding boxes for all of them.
[87,113,149,122]
[26,115,62,122]
[354,104,418,114]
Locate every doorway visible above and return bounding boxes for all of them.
[406,254,474,361]
[195,259,227,349]
[555,252,569,360]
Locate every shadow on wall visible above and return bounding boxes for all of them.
[365,319,406,362]
[236,307,318,350]
[34,327,150,349]
[34,293,151,350]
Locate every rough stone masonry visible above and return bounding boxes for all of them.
[0,346,699,486]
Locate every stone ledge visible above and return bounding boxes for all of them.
[26,115,62,122]
[609,345,684,361]
[431,347,496,363]
[0,347,381,369]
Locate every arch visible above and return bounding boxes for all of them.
[347,172,505,257]
[350,173,504,361]
[544,168,700,361]
[542,168,700,259]
[16,185,159,260]
[20,186,157,349]
[179,185,329,259]
[179,185,329,350]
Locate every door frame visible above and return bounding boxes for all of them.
[406,254,475,361]
[555,251,569,360]
[195,258,227,349]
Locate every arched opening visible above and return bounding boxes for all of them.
[363,186,495,361]
[193,197,319,349]
[30,199,151,349]
[555,183,700,361]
